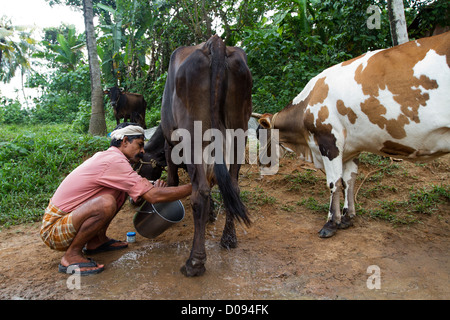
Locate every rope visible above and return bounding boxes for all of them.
[135,158,165,174]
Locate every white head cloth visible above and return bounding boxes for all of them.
[110,125,145,140]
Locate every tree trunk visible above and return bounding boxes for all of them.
[0,40,4,68]
[387,0,409,46]
[83,0,107,136]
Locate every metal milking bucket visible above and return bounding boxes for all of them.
[133,200,185,239]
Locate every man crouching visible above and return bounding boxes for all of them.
[40,123,192,275]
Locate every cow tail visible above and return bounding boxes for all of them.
[207,35,251,227]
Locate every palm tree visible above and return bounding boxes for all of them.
[82,0,107,136]
[1,17,38,106]
[0,17,37,83]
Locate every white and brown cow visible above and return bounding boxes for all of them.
[257,31,450,238]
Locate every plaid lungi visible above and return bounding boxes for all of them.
[40,201,77,251]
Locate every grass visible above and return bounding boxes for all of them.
[240,186,277,210]
[296,184,449,225]
[0,124,110,227]
[408,185,449,214]
[286,153,449,225]
[298,197,329,213]
[284,170,322,191]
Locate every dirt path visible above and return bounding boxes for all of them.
[0,155,448,300]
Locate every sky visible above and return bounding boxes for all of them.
[1,0,86,101]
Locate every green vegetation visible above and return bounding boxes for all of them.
[3,1,447,128]
[240,187,277,210]
[291,153,449,225]
[357,185,450,225]
[295,184,449,225]
[298,197,329,213]
[284,170,323,190]
[0,124,109,227]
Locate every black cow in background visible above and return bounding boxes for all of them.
[104,86,147,129]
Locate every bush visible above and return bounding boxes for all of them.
[0,124,109,227]
[0,98,30,124]
[71,100,92,133]
[26,64,91,124]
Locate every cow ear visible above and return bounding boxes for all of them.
[258,117,271,129]
[103,90,110,94]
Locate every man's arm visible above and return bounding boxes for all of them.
[141,180,192,204]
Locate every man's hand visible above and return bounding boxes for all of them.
[153,179,168,188]
[143,181,192,204]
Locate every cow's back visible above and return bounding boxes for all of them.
[223,47,252,131]
[125,93,146,111]
[161,43,211,139]
[161,41,252,138]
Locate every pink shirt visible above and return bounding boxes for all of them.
[51,147,152,213]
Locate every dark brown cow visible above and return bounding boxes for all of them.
[160,35,252,276]
[104,86,147,129]
[135,124,167,182]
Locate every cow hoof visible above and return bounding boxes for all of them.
[318,221,338,238]
[338,215,354,229]
[180,259,206,277]
[208,210,218,223]
[220,235,237,249]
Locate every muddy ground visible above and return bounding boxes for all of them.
[0,154,448,300]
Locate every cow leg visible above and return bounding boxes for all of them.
[208,197,217,223]
[180,164,209,277]
[164,142,179,186]
[220,163,240,249]
[318,157,343,238]
[340,158,359,229]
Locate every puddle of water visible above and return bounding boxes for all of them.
[74,238,291,300]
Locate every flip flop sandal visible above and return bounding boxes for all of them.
[58,258,104,276]
[82,239,128,255]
